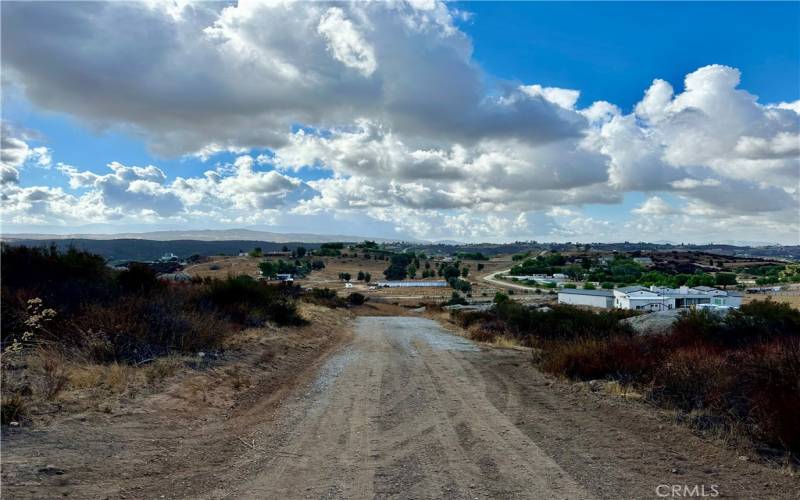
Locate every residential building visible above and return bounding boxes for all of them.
[613,285,741,311]
[557,289,614,308]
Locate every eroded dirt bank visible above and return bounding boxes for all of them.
[3,315,798,499]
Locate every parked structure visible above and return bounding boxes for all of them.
[377,280,448,288]
[557,288,614,308]
[275,273,293,282]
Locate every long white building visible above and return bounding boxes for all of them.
[558,285,742,311]
[557,288,614,308]
[613,285,742,311]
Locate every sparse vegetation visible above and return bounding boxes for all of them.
[452,298,800,455]
[1,245,307,423]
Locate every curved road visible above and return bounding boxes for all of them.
[482,269,540,292]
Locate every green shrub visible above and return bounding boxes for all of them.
[201,276,303,327]
[117,263,163,294]
[347,292,367,305]
[304,288,347,308]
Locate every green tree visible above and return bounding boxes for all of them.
[461,267,469,277]
[686,272,716,287]
[477,263,484,271]
[296,246,307,258]
[259,261,277,278]
[583,282,596,290]
[715,272,737,289]
[364,272,371,283]
[357,270,365,281]
[407,265,417,278]
[384,254,411,280]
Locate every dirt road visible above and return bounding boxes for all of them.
[482,269,538,292]
[4,315,796,499]
[205,317,796,499]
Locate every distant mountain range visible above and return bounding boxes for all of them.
[1,229,419,244]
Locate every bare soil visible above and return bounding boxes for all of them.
[3,314,797,499]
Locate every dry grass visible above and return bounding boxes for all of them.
[489,336,522,349]
[66,357,183,394]
[144,357,184,385]
[743,293,800,310]
[33,350,70,399]
[183,256,262,279]
[604,380,643,400]
[66,362,135,393]
[225,365,251,391]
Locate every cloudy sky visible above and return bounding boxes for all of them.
[1,1,798,243]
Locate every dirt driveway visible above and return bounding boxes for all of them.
[207,317,796,499]
[3,316,796,499]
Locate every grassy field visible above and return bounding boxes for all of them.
[183,256,262,279]
[743,292,800,309]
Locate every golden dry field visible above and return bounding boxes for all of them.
[181,253,558,305]
[743,291,800,309]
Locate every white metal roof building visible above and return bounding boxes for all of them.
[557,288,614,309]
[613,285,742,311]
[559,285,742,311]
[377,280,448,288]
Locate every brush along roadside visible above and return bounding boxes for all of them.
[448,296,800,462]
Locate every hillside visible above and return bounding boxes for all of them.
[0,239,320,264]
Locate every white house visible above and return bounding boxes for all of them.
[613,285,742,311]
[613,286,675,311]
[557,289,614,308]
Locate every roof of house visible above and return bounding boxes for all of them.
[616,286,650,294]
[692,286,719,292]
[558,288,614,297]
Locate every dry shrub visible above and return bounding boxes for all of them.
[303,288,347,308]
[225,366,249,391]
[736,340,800,451]
[35,350,69,399]
[72,293,231,363]
[539,318,800,454]
[491,336,521,349]
[67,365,106,389]
[104,363,133,393]
[540,337,651,382]
[144,357,183,386]
[1,392,26,424]
[467,326,499,343]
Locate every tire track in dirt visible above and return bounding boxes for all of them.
[199,316,796,500]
